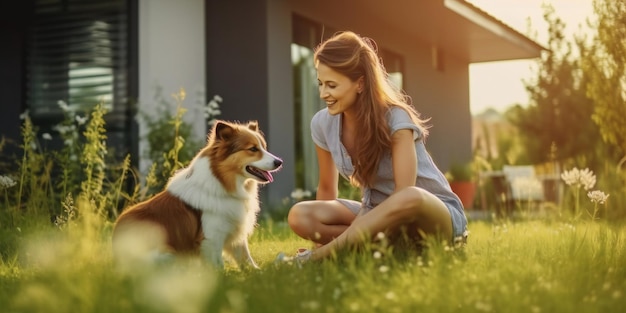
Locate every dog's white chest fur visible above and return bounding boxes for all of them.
[167,156,260,267]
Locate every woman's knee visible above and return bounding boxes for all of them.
[384,186,449,225]
[399,186,426,201]
[396,187,453,238]
[287,201,314,233]
[393,186,427,213]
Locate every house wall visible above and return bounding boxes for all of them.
[137,0,207,173]
[406,49,473,168]
[0,1,32,163]
[266,0,297,208]
[205,0,295,210]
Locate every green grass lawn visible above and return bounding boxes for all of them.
[1,214,624,313]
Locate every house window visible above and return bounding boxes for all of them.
[292,15,332,192]
[26,0,130,118]
[379,49,404,90]
[291,14,405,192]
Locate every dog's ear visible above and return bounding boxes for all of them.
[214,121,235,141]
[247,121,259,132]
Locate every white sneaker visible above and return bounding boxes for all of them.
[274,248,312,266]
[294,248,312,262]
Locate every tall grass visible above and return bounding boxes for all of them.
[1,99,625,312]
[1,218,625,312]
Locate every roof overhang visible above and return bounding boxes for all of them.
[443,0,545,63]
[356,0,545,63]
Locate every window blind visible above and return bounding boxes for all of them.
[27,0,128,118]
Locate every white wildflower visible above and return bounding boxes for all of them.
[561,167,596,190]
[208,99,221,109]
[290,188,312,200]
[376,232,386,240]
[75,115,88,125]
[417,257,424,267]
[206,95,222,112]
[19,110,30,120]
[385,291,396,300]
[373,251,382,259]
[205,95,223,126]
[0,175,17,189]
[379,265,390,273]
[587,190,609,204]
[207,119,218,127]
[53,124,72,135]
[57,100,70,112]
[580,173,596,190]
[42,133,52,140]
[207,108,221,116]
[560,168,580,186]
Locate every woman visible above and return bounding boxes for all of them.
[284,31,468,262]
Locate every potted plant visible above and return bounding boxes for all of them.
[446,162,477,209]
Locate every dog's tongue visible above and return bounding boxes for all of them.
[262,170,274,183]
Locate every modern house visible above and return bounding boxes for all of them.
[0,0,544,210]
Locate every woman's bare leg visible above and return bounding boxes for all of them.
[310,186,453,260]
[288,200,357,244]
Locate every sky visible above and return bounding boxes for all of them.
[466,0,595,115]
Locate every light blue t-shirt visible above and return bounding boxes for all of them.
[311,107,468,240]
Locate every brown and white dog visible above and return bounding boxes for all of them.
[112,120,282,269]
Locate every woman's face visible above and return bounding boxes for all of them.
[317,62,362,116]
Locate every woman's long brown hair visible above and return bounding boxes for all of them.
[314,31,429,188]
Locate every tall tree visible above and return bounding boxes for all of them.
[507,4,601,166]
[581,0,626,163]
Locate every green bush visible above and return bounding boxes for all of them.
[447,162,475,182]
[139,87,204,193]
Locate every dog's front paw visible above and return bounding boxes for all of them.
[200,241,225,269]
